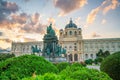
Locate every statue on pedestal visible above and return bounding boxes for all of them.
[42,23,66,61]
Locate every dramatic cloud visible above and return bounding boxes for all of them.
[0,38,12,49]
[10,13,28,24]
[86,0,120,25]
[0,0,19,22]
[103,0,120,14]
[53,0,87,16]
[87,7,101,24]
[31,12,40,25]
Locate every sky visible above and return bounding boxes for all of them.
[0,0,120,49]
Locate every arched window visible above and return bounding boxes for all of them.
[60,32,62,35]
[74,54,78,61]
[65,32,67,35]
[90,54,93,59]
[69,31,72,35]
[75,31,77,35]
[85,54,88,59]
[79,31,81,35]
[69,54,73,61]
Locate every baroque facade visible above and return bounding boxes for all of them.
[11,19,120,62]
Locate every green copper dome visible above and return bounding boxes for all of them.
[65,19,77,29]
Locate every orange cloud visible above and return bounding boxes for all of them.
[0,39,12,49]
[103,0,119,14]
[86,0,120,25]
[47,17,56,24]
[87,7,101,24]
[54,0,87,16]
[31,13,40,25]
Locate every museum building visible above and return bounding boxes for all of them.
[11,19,120,62]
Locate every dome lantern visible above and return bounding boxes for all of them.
[65,18,77,29]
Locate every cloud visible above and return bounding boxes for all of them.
[86,0,120,25]
[103,0,120,14]
[87,7,101,24]
[53,0,87,16]
[91,32,101,38]
[31,12,40,25]
[47,17,56,24]
[0,0,19,22]
[101,19,106,24]
[0,39,12,49]
[21,19,47,34]
[10,13,28,24]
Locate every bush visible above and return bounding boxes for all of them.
[0,55,58,80]
[22,73,62,80]
[85,59,93,65]
[94,57,103,64]
[72,62,86,67]
[54,62,70,72]
[100,51,120,80]
[59,65,112,80]
[0,53,15,61]
[23,66,111,80]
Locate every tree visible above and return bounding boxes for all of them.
[0,55,58,79]
[104,51,110,58]
[0,53,15,61]
[96,49,104,58]
[100,51,120,80]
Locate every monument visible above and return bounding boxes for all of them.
[42,23,66,62]
[31,45,41,56]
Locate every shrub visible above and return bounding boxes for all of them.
[94,57,103,64]
[85,59,93,65]
[54,62,70,72]
[0,53,15,61]
[100,51,120,80]
[23,61,112,80]
[60,66,112,80]
[72,62,86,67]
[22,73,62,80]
[0,55,58,80]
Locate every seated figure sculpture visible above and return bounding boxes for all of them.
[46,23,55,37]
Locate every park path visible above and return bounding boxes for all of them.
[86,65,100,71]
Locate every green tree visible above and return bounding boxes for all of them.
[85,59,93,65]
[0,55,58,80]
[96,49,110,58]
[104,51,110,58]
[96,49,104,58]
[0,53,15,61]
[100,51,120,80]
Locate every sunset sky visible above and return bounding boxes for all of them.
[0,0,120,49]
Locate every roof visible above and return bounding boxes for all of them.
[65,19,77,29]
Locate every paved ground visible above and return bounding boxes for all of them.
[86,65,100,70]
